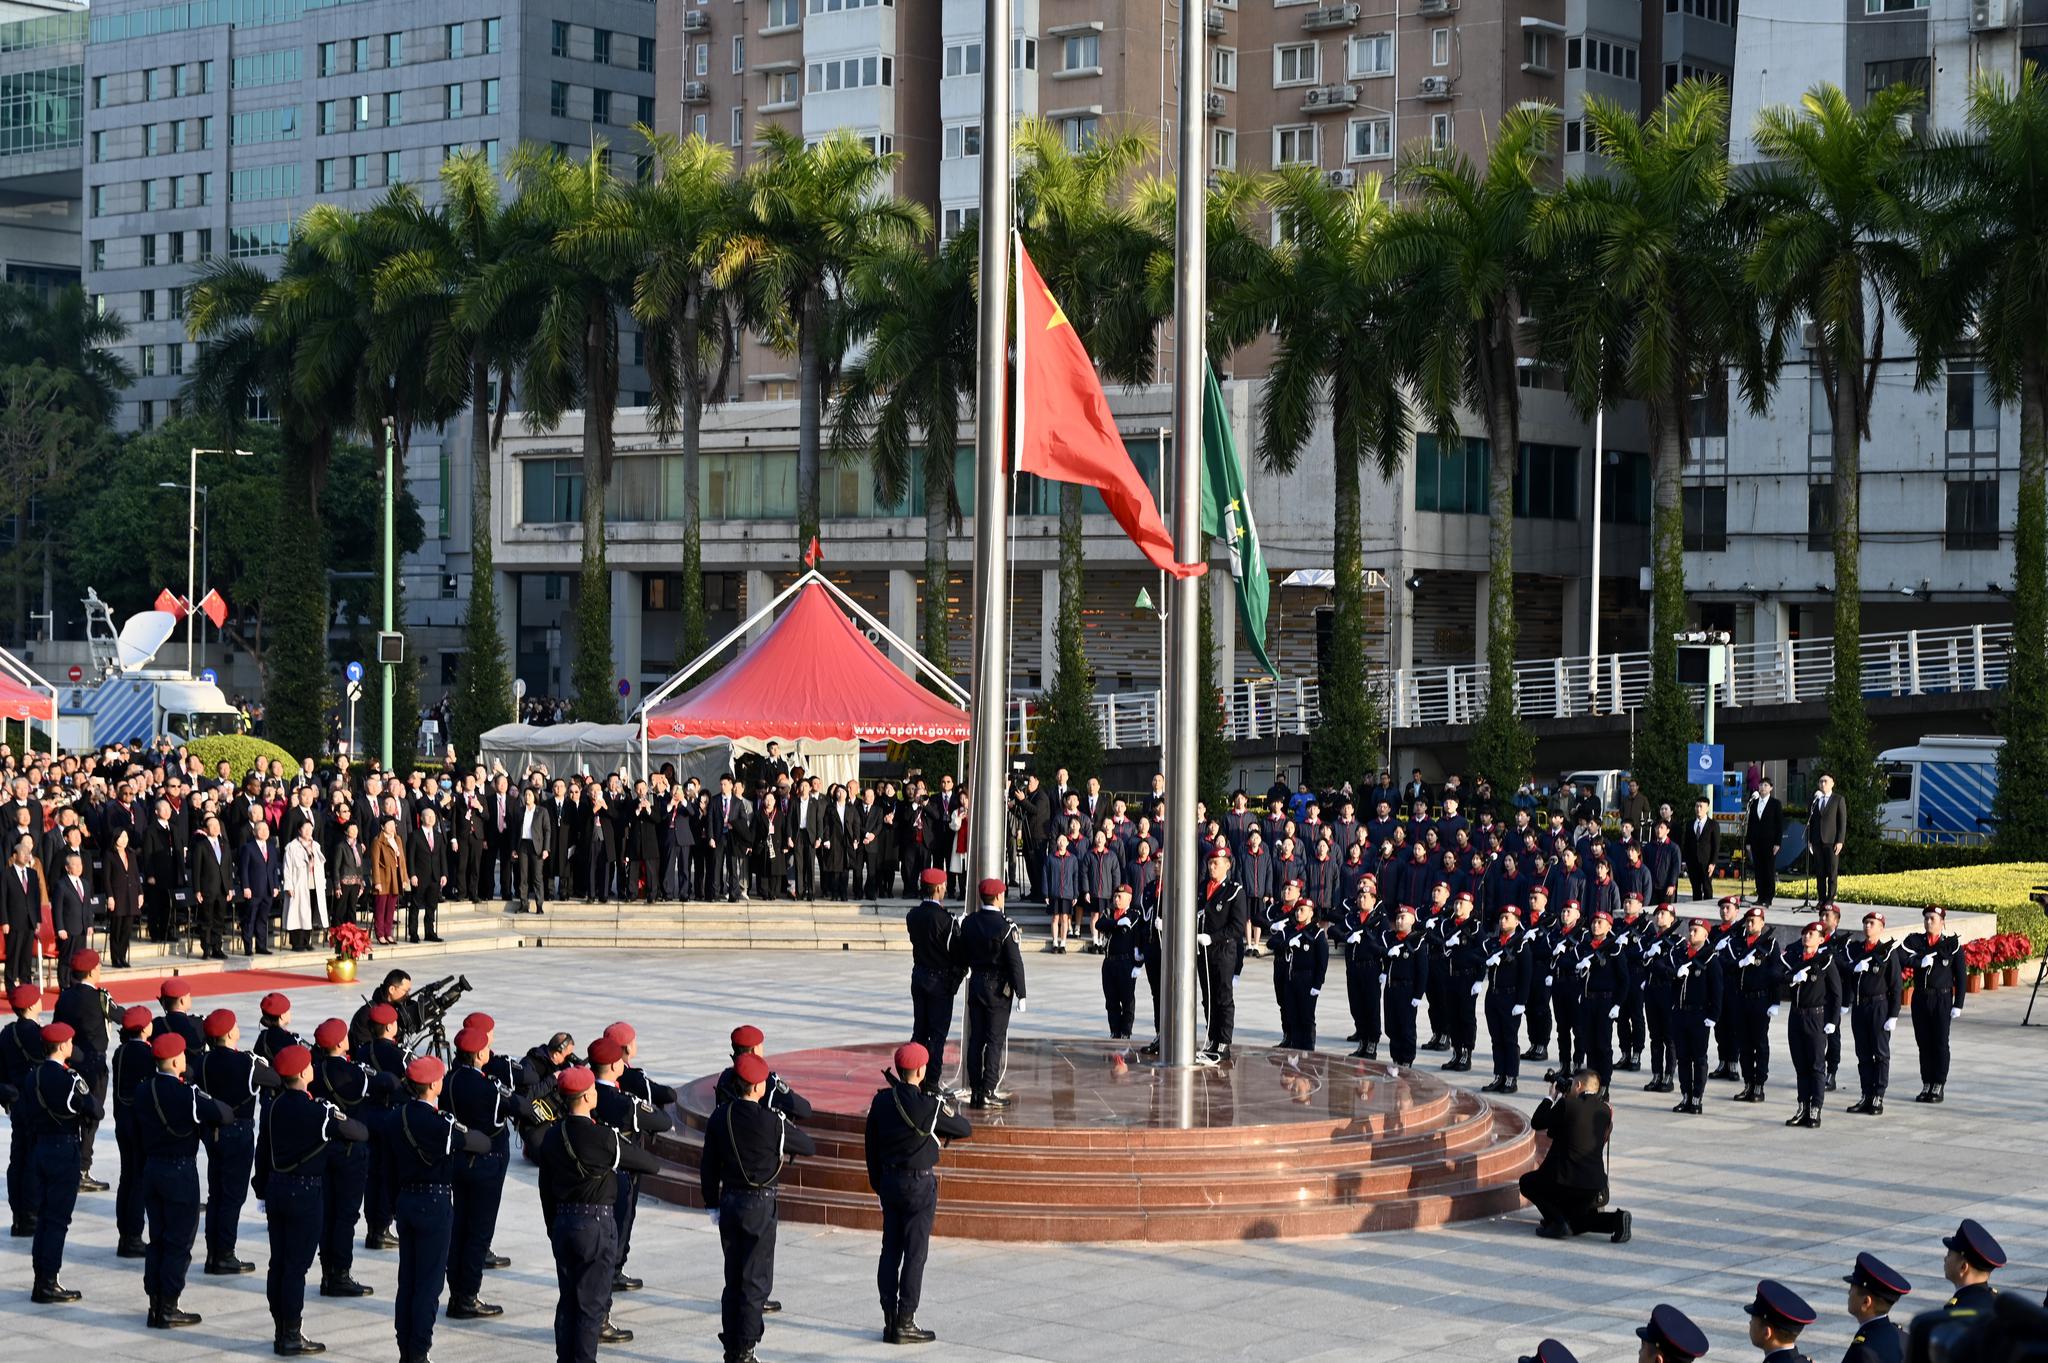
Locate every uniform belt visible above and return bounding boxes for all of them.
[400,1182,453,1194]
[723,1186,776,1198]
[1795,1005,1825,1013]
[556,1202,613,1213]
[271,1173,322,1186]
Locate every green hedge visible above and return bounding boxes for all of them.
[1833,862,2048,943]
[185,735,298,782]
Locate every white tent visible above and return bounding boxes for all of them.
[478,722,736,784]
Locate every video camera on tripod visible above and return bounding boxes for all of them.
[393,973,474,1059]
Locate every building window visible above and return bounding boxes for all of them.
[138,344,155,377]
[1684,383,1729,551]
[1275,42,1318,86]
[168,285,184,318]
[766,71,798,106]
[1513,443,1579,520]
[1865,56,1930,105]
[552,21,569,57]
[386,149,402,182]
[730,106,743,144]
[1864,0,1926,12]
[386,32,403,67]
[484,78,500,114]
[1566,36,1638,82]
[1414,434,1490,515]
[167,342,183,375]
[692,113,708,139]
[944,122,982,158]
[1348,116,1390,161]
[1016,37,1038,69]
[768,0,801,24]
[1062,32,1100,72]
[592,28,612,65]
[1212,126,1235,170]
[89,238,104,271]
[733,36,745,74]
[136,400,154,430]
[386,90,403,125]
[1060,114,1099,150]
[550,81,569,117]
[1430,113,1452,149]
[231,163,298,202]
[1211,46,1236,89]
[1683,485,1729,552]
[592,88,611,124]
[318,41,338,77]
[1564,119,1583,154]
[639,36,657,72]
[1945,366,2000,550]
[1349,32,1391,78]
[1598,450,1652,524]
[1946,478,1999,551]
[446,22,464,59]
[945,43,983,78]
[1273,123,1316,166]
[1668,0,1734,20]
[1523,30,1553,73]
[353,36,370,71]
[141,233,156,267]
[139,289,156,322]
[1431,27,1449,66]
[232,105,298,145]
[1807,376,1834,551]
[485,18,501,54]
[695,44,709,76]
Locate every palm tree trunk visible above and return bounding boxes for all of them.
[1311,395,1376,787]
[922,442,951,671]
[1829,373,1862,688]
[1481,354,1520,695]
[1995,359,2048,850]
[573,307,617,722]
[679,289,709,663]
[449,356,513,757]
[1634,392,1697,808]
[796,284,825,553]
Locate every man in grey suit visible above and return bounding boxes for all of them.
[1806,773,1846,904]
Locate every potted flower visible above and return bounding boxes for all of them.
[1963,938,1991,993]
[2002,933,2032,989]
[327,921,371,983]
[1900,964,1914,1009]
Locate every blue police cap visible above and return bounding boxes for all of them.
[1517,1341,1578,1363]
[1635,1304,1710,1359]
[1743,1280,1817,1330]
[1942,1218,2006,1271]
[1843,1252,1911,1298]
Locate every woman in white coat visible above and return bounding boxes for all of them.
[282,819,329,952]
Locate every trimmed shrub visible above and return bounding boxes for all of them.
[1833,862,2048,942]
[186,735,298,782]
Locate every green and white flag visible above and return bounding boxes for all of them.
[1199,362,1277,677]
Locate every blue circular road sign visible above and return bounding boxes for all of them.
[199,668,218,685]
[346,661,364,683]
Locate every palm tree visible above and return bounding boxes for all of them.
[489,142,637,721]
[831,229,978,676]
[1222,167,1413,791]
[1743,82,1928,864]
[1378,104,1555,796]
[1531,81,1766,810]
[718,127,927,556]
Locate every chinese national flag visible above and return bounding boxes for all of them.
[154,589,187,621]
[199,589,228,628]
[1014,240,1205,580]
[803,535,823,568]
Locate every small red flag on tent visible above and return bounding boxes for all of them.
[199,589,228,628]
[1014,239,1205,580]
[803,535,823,568]
[154,589,187,620]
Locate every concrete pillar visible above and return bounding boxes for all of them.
[1208,566,1237,688]
[888,568,918,676]
[1040,567,1060,690]
[611,568,642,701]
[1561,576,1585,658]
[744,569,774,643]
[1472,572,1491,666]
[494,568,520,707]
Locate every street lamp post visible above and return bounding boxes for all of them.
[179,448,253,675]
[381,417,396,770]
[159,482,210,669]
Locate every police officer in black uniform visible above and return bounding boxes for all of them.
[699,1051,817,1363]
[1727,904,1783,1103]
[906,867,966,1092]
[1637,1303,1713,1363]
[197,1007,279,1274]
[1815,903,1848,1090]
[1780,919,1844,1129]
[590,1033,674,1312]
[2,980,44,1235]
[1270,895,1330,1051]
[1902,906,1965,1104]
[1095,884,1144,1041]
[134,1030,233,1328]
[1435,891,1484,1072]
[1938,1218,2003,1317]
[1519,886,1554,1062]
[22,1020,99,1302]
[310,1015,391,1298]
[387,1054,491,1363]
[253,992,301,1065]
[714,1025,813,1120]
[863,1040,971,1346]
[445,1025,535,1321]
[1745,1280,1818,1363]
[959,877,1026,1105]
[1571,908,1635,1088]
[51,948,113,1190]
[1842,911,1903,1116]
[1706,895,1745,1079]
[1477,905,1533,1093]
[1841,1251,1911,1363]
[256,1043,370,1356]
[535,1064,662,1363]
[1195,849,1245,1065]
[1374,903,1430,1071]
[1659,917,1724,1114]
[359,1001,410,1250]
[1339,873,1384,1059]
[151,976,205,1052]
[109,1003,155,1256]
[1632,904,1681,1092]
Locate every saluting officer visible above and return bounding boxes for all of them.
[1660,918,1724,1114]
[108,1004,155,1257]
[1902,906,1964,1104]
[134,1031,233,1329]
[1339,873,1384,1059]
[1841,1251,1911,1363]
[1707,895,1746,1080]
[1842,911,1904,1117]
[606,1021,675,1113]
[256,1043,369,1357]
[699,1051,817,1363]
[1435,891,1483,1073]
[534,1065,661,1363]
[1519,886,1555,1063]
[959,878,1027,1105]
[1094,884,1144,1041]
[590,1034,675,1309]
[197,1007,280,1274]
[446,1025,537,1321]
[1939,1217,2003,1316]
[23,1020,100,1302]
[1270,895,1330,1051]
[51,948,113,1191]
[1780,920,1844,1129]
[1195,850,1246,1066]
[387,1055,492,1363]
[1816,903,1848,1090]
[1477,906,1533,1093]
[1744,1280,1819,1363]
[905,867,966,1092]
[1374,903,1430,1072]
[1727,903,1783,1103]
[1634,904,1682,1093]
[863,1041,971,1346]
[309,1016,391,1298]
[1545,901,1585,1076]
[1572,908,1635,1088]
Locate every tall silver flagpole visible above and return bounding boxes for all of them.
[965,0,1014,888]
[1160,0,1206,1070]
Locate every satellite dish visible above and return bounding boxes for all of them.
[115,610,178,671]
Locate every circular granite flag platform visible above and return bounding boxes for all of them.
[645,1039,1538,1242]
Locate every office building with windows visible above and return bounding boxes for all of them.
[0,0,85,296]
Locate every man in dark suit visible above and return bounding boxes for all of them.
[141,799,185,943]
[52,850,94,986]
[1679,797,1719,902]
[1518,1072,1630,1242]
[190,814,236,960]
[710,776,751,903]
[235,821,282,955]
[1,835,40,987]
[485,775,517,899]
[1743,778,1784,906]
[1807,772,1846,904]
[514,787,551,914]
[1402,769,1432,810]
[452,784,486,902]
[788,780,821,900]
[407,806,448,942]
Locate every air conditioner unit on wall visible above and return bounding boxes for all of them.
[1971,0,2014,32]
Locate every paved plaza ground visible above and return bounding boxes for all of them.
[6,943,2045,1362]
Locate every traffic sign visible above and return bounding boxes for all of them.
[66,665,81,682]
[345,660,364,683]
[199,668,218,685]
[513,678,527,700]
[346,681,362,702]
[1687,742,1725,782]
[617,678,632,697]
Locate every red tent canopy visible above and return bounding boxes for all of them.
[644,582,970,743]
[0,673,52,722]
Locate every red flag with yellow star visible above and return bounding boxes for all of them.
[1015,239,1205,579]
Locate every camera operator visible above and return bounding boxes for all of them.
[348,970,416,1053]
[1519,1070,1631,1244]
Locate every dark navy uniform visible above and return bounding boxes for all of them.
[109,1030,155,1249]
[1269,915,1330,1051]
[1611,909,1651,1065]
[1659,934,1724,1110]
[1339,891,1385,1058]
[1819,926,1850,1085]
[1518,900,1554,1058]
[1195,876,1246,1055]
[1843,1315,1904,1363]
[1781,937,1844,1123]
[1434,910,1483,1066]
[1632,920,1680,1088]
[905,894,966,1090]
[863,1070,970,1333]
[1571,930,1635,1086]
[133,1067,232,1321]
[1095,902,1144,1039]
[699,1092,817,1361]
[52,980,113,1177]
[197,1040,279,1269]
[713,1063,810,1119]
[1373,924,1430,1066]
[2,1015,46,1233]
[445,1061,535,1310]
[310,1050,396,1291]
[1727,923,1783,1097]
[959,903,1027,1100]
[151,1009,206,1054]
[256,1088,369,1348]
[253,1020,301,1067]
[386,1097,491,1363]
[1477,924,1533,1087]
[535,1113,660,1363]
[23,1055,101,1289]
[361,1036,410,1246]
[1842,935,1904,1110]
[593,1077,675,1288]
[1902,928,1964,1098]
[1707,910,1745,1073]
[1545,920,1584,1073]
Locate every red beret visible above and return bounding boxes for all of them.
[120,1005,152,1032]
[39,1021,74,1045]
[313,1019,348,1048]
[368,1003,398,1026]
[70,948,99,973]
[588,1036,624,1067]
[7,983,37,1011]
[1864,911,1886,926]
[555,1065,595,1096]
[1622,892,1643,904]
[406,1055,446,1085]
[462,1012,495,1033]
[159,977,192,999]
[273,1044,312,1078]
[1591,908,1613,923]
[1207,848,1231,862]
[259,992,291,1017]
[731,1025,764,1049]
[978,877,1005,898]
[151,1033,186,1060]
[203,1008,236,1039]
[1116,883,1134,895]
[1719,895,1742,910]
[1563,899,1582,912]
[894,1041,929,1072]
[1528,885,1549,897]
[1802,919,1826,934]
[919,867,947,887]
[603,1021,636,1046]
[454,1027,489,1055]
[1454,891,1474,904]
[1692,918,1713,930]
[1745,901,1768,916]
[733,1052,770,1087]
[1922,904,1946,918]
[1284,878,1304,890]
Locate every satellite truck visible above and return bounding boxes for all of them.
[52,589,242,749]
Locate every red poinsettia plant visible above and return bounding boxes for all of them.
[1986,932,2034,970]
[328,922,372,962]
[1963,938,1995,976]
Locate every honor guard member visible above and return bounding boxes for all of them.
[1842,912,1904,1116]
[254,993,301,1065]
[1902,906,1964,1103]
[1270,895,1330,1051]
[109,1005,155,1256]
[310,1016,392,1298]
[1939,1218,2004,1317]
[1841,1252,1911,1363]
[51,949,113,1190]
[256,1044,370,1357]
[1265,879,1307,1012]
[1195,850,1246,1065]
[1436,891,1484,1072]
[388,1055,492,1363]
[1612,893,1649,1070]
[198,1007,280,1274]
[1780,921,1843,1129]
[3,982,45,1234]
[699,1052,817,1363]
[1815,904,1848,1090]
[1546,902,1585,1076]
[1661,919,1724,1114]
[1375,904,1431,1072]
[1420,881,1457,1052]
[23,1021,100,1302]
[863,1041,972,1345]
[1728,904,1783,1103]
[605,1021,677,1113]
[1635,905,1681,1093]
[1518,1342,1579,1363]
[1746,1280,1818,1363]
[590,1034,674,1304]
[960,878,1027,1104]
[1707,895,1746,1080]
[152,976,205,1052]
[1478,906,1533,1093]
[446,1027,537,1321]
[1638,1304,1712,1363]
[534,1066,661,1363]
[906,867,966,1091]
[134,1031,233,1329]
[1573,909,1635,1087]
[1339,873,1384,1059]
[716,1026,814,1119]
[359,1001,410,1251]
[1519,887,1554,1062]
[1095,884,1144,1041]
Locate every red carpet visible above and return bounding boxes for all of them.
[30,969,346,1007]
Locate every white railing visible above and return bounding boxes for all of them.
[1004,622,2013,751]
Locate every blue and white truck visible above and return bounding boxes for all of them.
[52,591,241,749]
[1876,735,2000,844]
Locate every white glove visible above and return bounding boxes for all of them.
[1792,969,1809,985]
[1883,1017,1896,1033]
[1543,975,1554,987]
[1950,1006,1962,1019]
[1347,932,1361,944]
[1310,987,1320,997]
[1704,1018,1715,1029]
[1767,1005,1780,1019]
[1485,953,1502,969]
[708,1207,722,1228]
[1853,958,1870,974]
[1511,1005,1525,1017]
[1646,943,1662,958]
[1388,945,1403,958]
[1838,1006,1850,1018]
[1291,936,1307,952]
[1411,997,1423,1009]
[1017,999,1027,1013]
[1676,963,1691,979]
[1575,957,1592,975]
[1197,933,1212,946]
[1823,1023,1836,1035]
[1607,1004,1620,1020]
[1921,954,1935,968]
[1378,973,1388,987]
[1132,967,1142,980]
[1739,952,1758,968]
[1552,942,1568,957]
[1471,982,1483,997]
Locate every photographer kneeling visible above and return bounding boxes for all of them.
[1520,1071,1632,1243]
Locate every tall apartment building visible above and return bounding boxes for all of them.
[0,0,85,296]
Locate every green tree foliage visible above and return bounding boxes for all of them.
[1032,504,1104,785]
